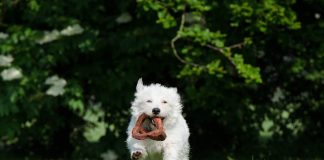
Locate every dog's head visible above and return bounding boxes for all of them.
[131,78,182,119]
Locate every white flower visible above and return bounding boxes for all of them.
[315,13,321,19]
[36,24,84,44]
[37,30,60,44]
[45,75,67,86]
[0,32,9,39]
[1,68,23,81]
[46,85,65,96]
[0,55,14,67]
[116,12,132,24]
[61,24,84,36]
[101,150,118,160]
[45,75,67,96]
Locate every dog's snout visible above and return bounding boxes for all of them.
[152,108,160,115]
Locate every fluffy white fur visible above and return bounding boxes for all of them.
[126,78,190,160]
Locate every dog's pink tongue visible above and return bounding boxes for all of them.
[152,117,163,128]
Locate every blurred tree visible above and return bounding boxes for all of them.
[0,0,324,159]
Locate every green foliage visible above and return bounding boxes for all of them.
[180,26,225,47]
[82,106,107,142]
[1,0,324,159]
[232,54,262,83]
[139,0,263,84]
[230,0,301,32]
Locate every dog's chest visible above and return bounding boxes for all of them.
[141,119,165,153]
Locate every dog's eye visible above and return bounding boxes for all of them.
[162,100,167,104]
[146,100,152,103]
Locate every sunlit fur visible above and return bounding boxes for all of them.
[127,78,190,160]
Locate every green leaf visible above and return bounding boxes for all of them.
[232,54,262,84]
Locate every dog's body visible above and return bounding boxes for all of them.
[127,79,190,160]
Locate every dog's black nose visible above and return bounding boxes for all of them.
[152,108,160,115]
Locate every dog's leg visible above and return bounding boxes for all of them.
[127,137,147,160]
[131,150,143,160]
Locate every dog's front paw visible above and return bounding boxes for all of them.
[131,150,142,160]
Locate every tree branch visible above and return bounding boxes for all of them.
[228,42,244,49]
[205,42,245,54]
[171,13,201,67]
[170,12,245,70]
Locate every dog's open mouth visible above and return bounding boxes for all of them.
[132,113,167,141]
[149,116,165,121]
[149,116,165,127]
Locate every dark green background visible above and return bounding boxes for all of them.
[0,0,324,159]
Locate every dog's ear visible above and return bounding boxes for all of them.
[136,78,144,91]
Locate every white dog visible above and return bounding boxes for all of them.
[126,78,190,160]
